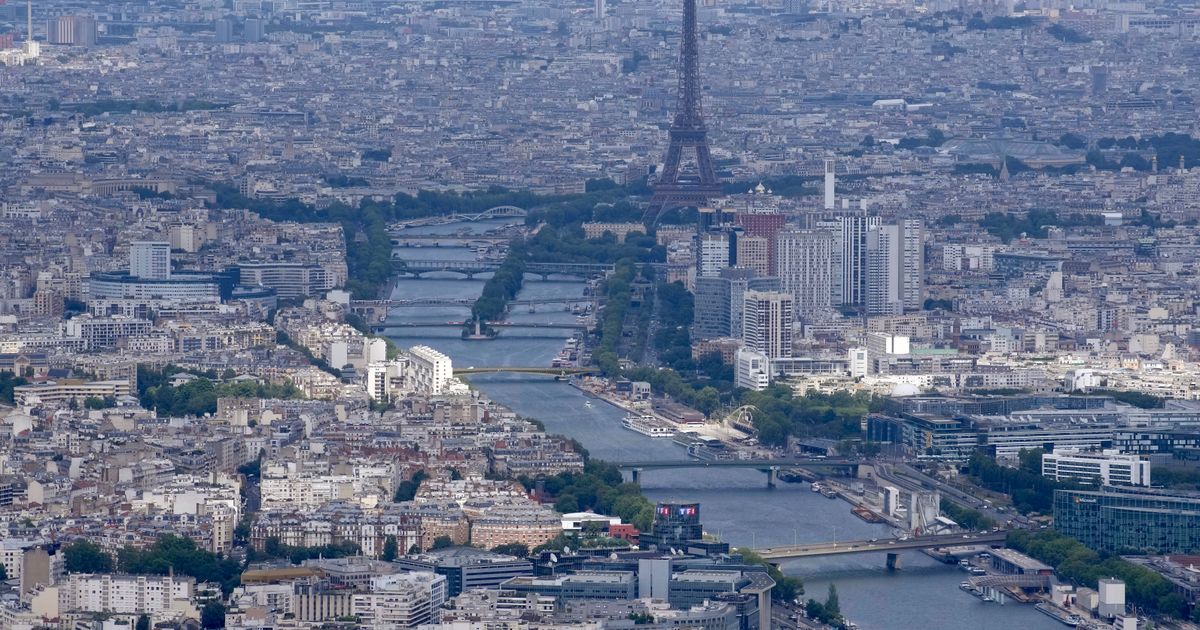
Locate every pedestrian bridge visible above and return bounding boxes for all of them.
[969,573,1051,590]
[753,531,1009,561]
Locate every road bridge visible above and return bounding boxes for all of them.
[612,458,859,487]
[359,297,592,309]
[393,259,614,279]
[453,367,599,377]
[753,531,1009,566]
[377,321,587,330]
[390,234,511,246]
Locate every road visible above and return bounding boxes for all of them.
[875,462,1034,530]
[755,531,1007,560]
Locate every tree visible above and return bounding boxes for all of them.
[431,536,454,550]
[201,601,226,629]
[64,540,114,573]
[0,563,7,581]
[381,536,398,562]
[136,615,150,630]
[492,542,530,558]
[825,584,840,616]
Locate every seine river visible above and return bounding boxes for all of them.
[386,221,1059,630]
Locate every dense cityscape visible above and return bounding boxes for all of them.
[6,0,1200,629]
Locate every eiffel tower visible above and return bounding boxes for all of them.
[644,0,722,226]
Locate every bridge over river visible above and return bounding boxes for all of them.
[753,531,1009,569]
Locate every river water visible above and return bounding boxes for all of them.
[386,223,1059,630]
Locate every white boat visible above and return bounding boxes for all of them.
[584,401,593,408]
[622,414,675,438]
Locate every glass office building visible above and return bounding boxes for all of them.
[1054,487,1200,554]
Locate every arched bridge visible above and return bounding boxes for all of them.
[450,205,528,222]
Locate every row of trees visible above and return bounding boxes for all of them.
[137,368,301,417]
[592,262,637,377]
[737,548,804,603]
[259,537,361,566]
[939,497,995,531]
[517,460,656,531]
[0,371,28,404]
[977,209,1102,242]
[64,535,242,595]
[966,450,1083,514]
[470,243,527,324]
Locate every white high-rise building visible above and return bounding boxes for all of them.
[596,0,606,18]
[866,224,903,316]
[129,241,171,280]
[837,215,880,307]
[742,290,793,359]
[824,159,836,210]
[697,232,730,278]
[407,345,453,396]
[865,219,924,315]
[776,229,834,319]
[899,218,925,310]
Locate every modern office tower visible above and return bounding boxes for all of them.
[824,159,836,210]
[742,290,793,359]
[46,15,95,46]
[837,214,880,307]
[735,235,770,277]
[697,232,730,278]
[243,17,264,43]
[215,17,234,43]
[694,269,777,340]
[729,273,779,340]
[693,275,733,340]
[776,229,835,320]
[129,241,171,280]
[595,0,606,18]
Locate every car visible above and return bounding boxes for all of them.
[963,535,971,539]
[888,540,896,545]
[870,538,879,543]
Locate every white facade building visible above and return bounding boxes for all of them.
[353,572,447,629]
[838,215,881,306]
[735,348,771,391]
[742,290,793,359]
[697,233,730,278]
[1042,451,1151,487]
[129,241,171,280]
[407,345,454,396]
[62,573,195,615]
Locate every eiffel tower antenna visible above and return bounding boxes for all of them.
[644,0,721,228]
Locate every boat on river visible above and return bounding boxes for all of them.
[622,414,675,438]
[1035,603,1082,627]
